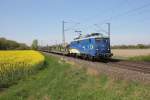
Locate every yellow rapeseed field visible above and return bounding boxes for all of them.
[0,50,45,87]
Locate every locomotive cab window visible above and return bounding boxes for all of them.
[95,38,102,42]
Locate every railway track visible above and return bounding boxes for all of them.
[106,61,150,74]
[42,51,150,74]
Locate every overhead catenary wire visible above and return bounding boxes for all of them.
[71,0,137,34]
[97,1,150,25]
[62,0,129,34]
[94,24,108,33]
[82,0,128,23]
[75,0,129,33]
[64,22,80,31]
[63,1,150,43]
[92,1,150,34]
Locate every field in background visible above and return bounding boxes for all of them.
[0,50,45,87]
[112,49,150,57]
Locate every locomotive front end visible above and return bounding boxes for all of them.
[95,37,113,58]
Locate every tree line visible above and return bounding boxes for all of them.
[111,44,150,49]
[1,37,149,50]
[0,37,30,50]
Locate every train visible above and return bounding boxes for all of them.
[41,33,113,60]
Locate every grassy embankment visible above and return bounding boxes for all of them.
[0,53,150,100]
[128,55,150,61]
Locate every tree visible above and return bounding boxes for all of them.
[137,44,145,49]
[16,43,30,50]
[0,37,30,50]
[31,39,38,50]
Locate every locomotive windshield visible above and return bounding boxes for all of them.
[95,38,110,53]
[95,38,109,43]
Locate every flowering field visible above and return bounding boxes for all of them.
[0,50,45,87]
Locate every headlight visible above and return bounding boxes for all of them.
[90,45,93,49]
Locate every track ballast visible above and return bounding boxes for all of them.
[42,50,150,74]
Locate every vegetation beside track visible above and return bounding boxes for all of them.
[128,55,150,61]
[111,44,150,49]
[0,54,150,100]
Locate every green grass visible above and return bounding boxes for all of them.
[0,54,150,100]
[128,55,150,61]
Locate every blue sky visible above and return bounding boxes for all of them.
[0,0,150,46]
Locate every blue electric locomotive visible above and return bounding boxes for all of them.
[69,33,113,59]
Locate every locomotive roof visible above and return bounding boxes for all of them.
[73,33,109,41]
